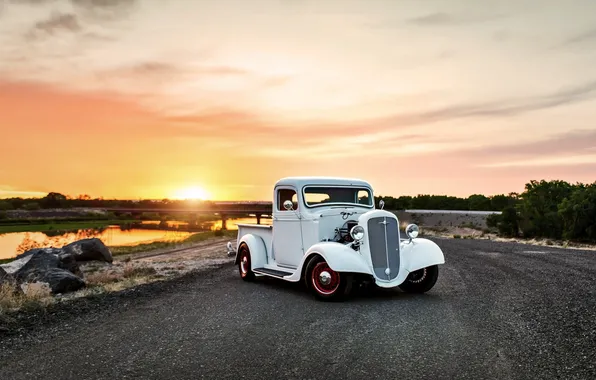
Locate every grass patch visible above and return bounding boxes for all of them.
[0,282,54,315]
[123,265,157,278]
[110,230,237,256]
[0,220,135,234]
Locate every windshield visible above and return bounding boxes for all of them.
[303,186,373,207]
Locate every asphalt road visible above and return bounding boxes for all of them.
[1,237,595,379]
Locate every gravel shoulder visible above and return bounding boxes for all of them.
[1,237,595,380]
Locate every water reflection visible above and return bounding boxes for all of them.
[139,217,272,231]
[0,217,271,260]
[0,227,192,260]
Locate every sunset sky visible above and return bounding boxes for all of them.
[1,0,596,201]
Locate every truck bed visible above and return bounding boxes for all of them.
[236,223,272,229]
[236,224,273,256]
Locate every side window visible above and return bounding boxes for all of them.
[357,190,371,205]
[277,189,298,211]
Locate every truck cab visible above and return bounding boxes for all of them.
[228,176,445,300]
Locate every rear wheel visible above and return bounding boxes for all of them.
[398,265,439,293]
[238,244,255,281]
[305,256,351,301]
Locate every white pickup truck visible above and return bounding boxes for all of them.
[226,176,445,300]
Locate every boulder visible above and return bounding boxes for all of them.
[3,238,112,294]
[13,250,62,283]
[0,266,11,285]
[36,268,85,294]
[61,238,113,263]
[14,247,63,261]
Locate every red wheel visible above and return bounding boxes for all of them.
[305,256,351,300]
[311,261,340,295]
[238,244,255,281]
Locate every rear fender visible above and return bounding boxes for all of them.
[400,238,445,272]
[235,234,267,270]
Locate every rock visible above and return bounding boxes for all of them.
[14,247,63,261]
[59,254,84,278]
[36,268,85,294]
[61,238,113,263]
[4,238,112,295]
[13,250,61,283]
[0,266,11,285]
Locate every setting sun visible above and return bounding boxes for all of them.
[173,186,211,200]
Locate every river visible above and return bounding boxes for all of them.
[0,217,272,260]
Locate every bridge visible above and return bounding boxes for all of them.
[99,202,274,229]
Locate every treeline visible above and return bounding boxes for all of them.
[2,180,595,243]
[0,192,218,211]
[2,191,518,212]
[486,180,596,242]
[373,193,517,212]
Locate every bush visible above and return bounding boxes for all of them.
[517,180,573,239]
[498,207,520,237]
[558,183,596,242]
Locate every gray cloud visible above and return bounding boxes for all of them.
[470,129,596,158]
[406,80,596,121]
[72,0,135,7]
[103,62,252,80]
[162,80,596,142]
[71,0,136,20]
[32,12,80,35]
[556,28,596,48]
[406,11,505,26]
[407,12,454,26]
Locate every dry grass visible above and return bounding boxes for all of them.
[85,270,122,286]
[123,265,157,278]
[0,282,54,315]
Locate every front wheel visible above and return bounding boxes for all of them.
[305,256,351,301]
[398,265,439,293]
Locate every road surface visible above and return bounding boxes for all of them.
[1,237,595,379]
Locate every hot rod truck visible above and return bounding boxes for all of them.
[226,177,445,300]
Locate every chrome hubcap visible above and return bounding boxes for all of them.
[241,256,248,273]
[319,271,331,285]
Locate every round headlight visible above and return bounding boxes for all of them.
[350,225,365,241]
[405,224,419,239]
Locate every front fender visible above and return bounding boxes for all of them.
[401,238,445,273]
[235,234,267,269]
[302,242,372,275]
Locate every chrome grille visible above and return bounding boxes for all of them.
[367,216,400,280]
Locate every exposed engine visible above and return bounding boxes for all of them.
[333,219,359,243]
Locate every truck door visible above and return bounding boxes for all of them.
[272,187,304,268]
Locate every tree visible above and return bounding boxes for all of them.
[40,192,68,208]
[558,182,596,241]
[0,200,12,210]
[468,194,492,211]
[517,180,574,239]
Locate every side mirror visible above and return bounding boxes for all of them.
[283,200,294,210]
[378,199,385,210]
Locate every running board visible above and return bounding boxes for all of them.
[253,268,293,278]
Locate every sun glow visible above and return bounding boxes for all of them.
[173,186,211,200]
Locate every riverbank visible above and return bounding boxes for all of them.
[0,220,136,234]
[1,230,238,332]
